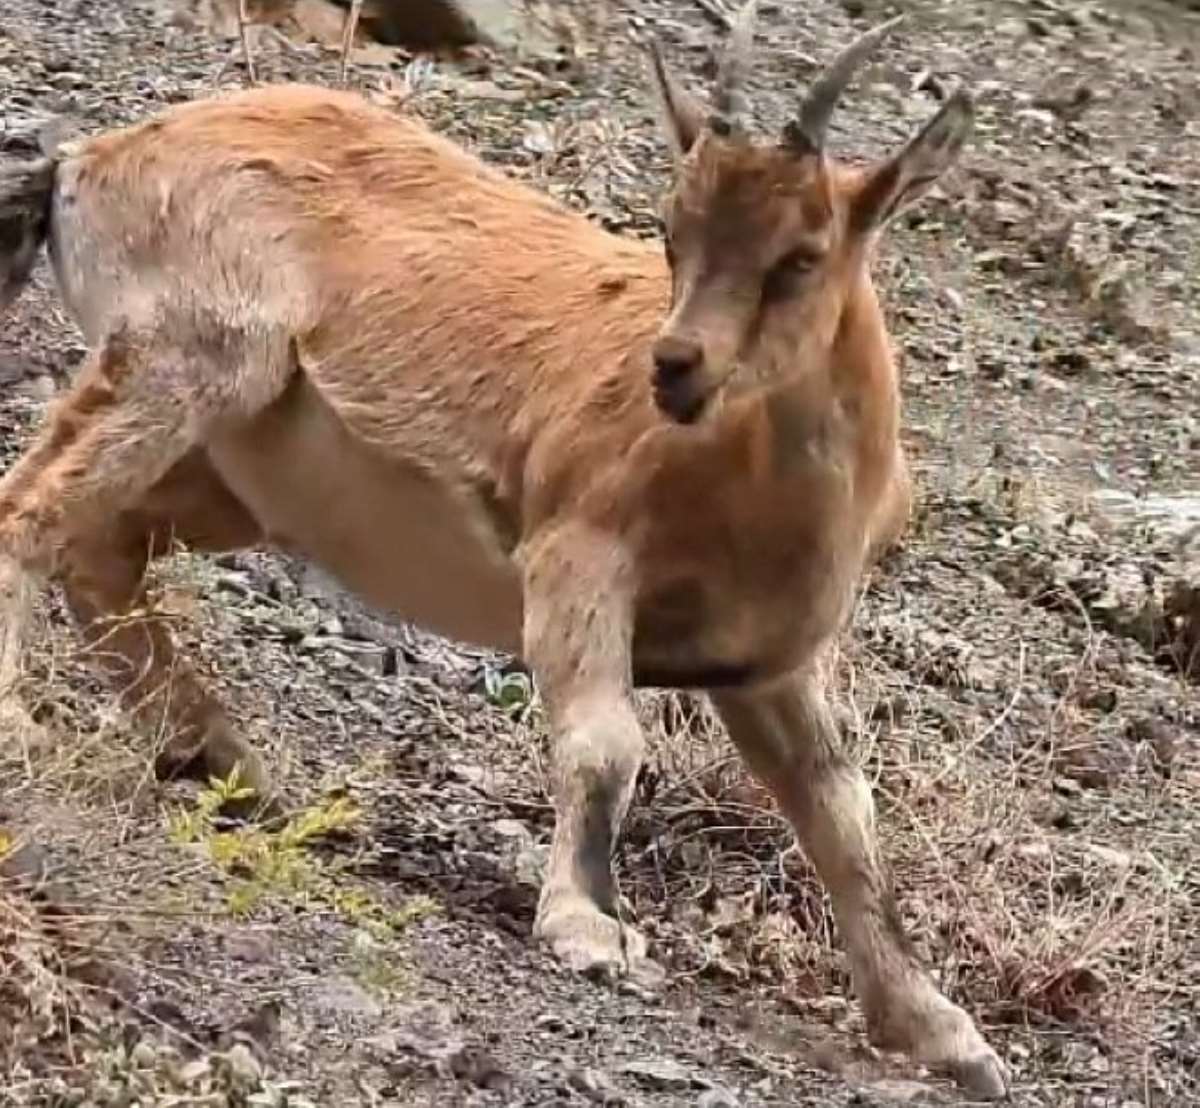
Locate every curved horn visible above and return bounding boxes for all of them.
[785,15,904,154]
[710,0,759,132]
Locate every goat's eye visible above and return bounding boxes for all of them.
[762,249,817,304]
[774,249,819,279]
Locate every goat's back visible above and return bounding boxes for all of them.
[50,84,669,457]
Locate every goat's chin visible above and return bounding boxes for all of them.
[654,387,709,425]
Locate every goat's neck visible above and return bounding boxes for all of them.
[758,273,899,481]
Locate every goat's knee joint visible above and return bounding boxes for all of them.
[555,718,643,796]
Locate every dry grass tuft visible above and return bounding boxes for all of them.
[0,876,96,1082]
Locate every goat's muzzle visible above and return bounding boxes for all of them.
[651,335,708,424]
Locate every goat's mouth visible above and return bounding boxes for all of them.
[653,377,711,424]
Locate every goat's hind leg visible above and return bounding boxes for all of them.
[0,318,287,561]
[711,667,1007,1099]
[0,548,39,740]
[0,319,286,795]
[0,379,119,733]
[59,459,274,809]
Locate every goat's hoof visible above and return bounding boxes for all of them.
[948,1049,1009,1101]
[153,746,282,824]
[535,899,662,986]
[871,992,1008,1100]
[154,744,207,784]
[223,787,287,826]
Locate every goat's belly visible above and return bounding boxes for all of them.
[205,379,523,654]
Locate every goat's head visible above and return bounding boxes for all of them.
[646,3,972,424]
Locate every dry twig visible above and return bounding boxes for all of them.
[340,0,364,86]
[693,0,734,31]
[235,0,258,84]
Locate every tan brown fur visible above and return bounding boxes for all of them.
[0,19,1006,1097]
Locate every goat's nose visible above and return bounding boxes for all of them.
[652,336,704,383]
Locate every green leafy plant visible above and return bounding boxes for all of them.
[168,769,435,937]
[483,666,536,719]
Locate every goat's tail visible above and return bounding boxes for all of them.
[0,157,56,315]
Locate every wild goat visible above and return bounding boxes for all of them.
[0,5,1005,1096]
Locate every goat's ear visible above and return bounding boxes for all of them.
[648,41,707,162]
[851,89,973,231]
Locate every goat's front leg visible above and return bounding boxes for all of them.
[711,668,1007,1099]
[521,528,653,980]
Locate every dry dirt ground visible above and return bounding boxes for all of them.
[2,0,1199,1105]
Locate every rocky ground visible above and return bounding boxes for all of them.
[1,0,1199,1105]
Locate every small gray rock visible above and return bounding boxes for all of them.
[698,1088,740,1108]
[620,1058,695,1091]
